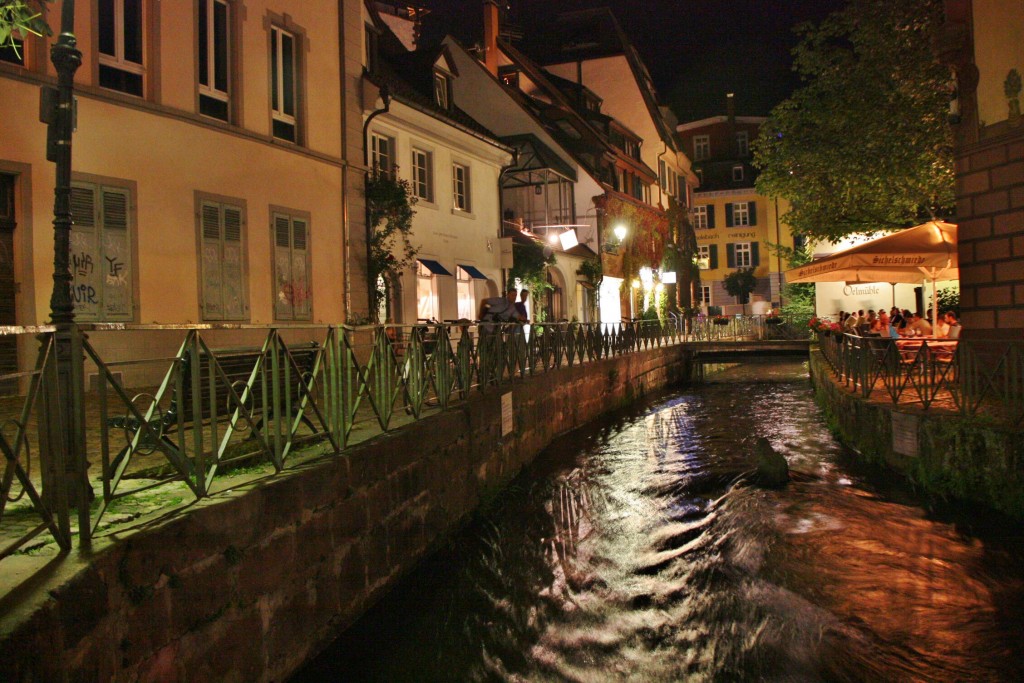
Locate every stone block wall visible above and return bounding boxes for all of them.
[809,351,1024,518]
[955,127,1024,336]
[0,345,692,682]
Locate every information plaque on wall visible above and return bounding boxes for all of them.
[501,392,513,437]
[892,411,919,457]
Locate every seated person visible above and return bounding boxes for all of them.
[944,311,962,339]
[906,311,933,337]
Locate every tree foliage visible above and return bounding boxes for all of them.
[723,268,758,310]
[0,1,51,52]
[509,240,555,321]
[365,170,418,322]
[753,0,954,242]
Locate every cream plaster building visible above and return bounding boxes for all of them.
[362,3,512,325]
[0,0,367,377]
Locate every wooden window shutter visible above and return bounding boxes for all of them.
[69,184,101,320]
[726,243,735,268]
[274,214,293,320]
[706,205,715,229]
[709,244,718,270]
[748,201,757,225]
[291,218,310,319]
[725,203,734,227]
[221,205,245,319]
[100,187,132,320]
[751,242,760,266]
[201,202,224,319]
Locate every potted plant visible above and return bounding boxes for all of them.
[713,315,730,326]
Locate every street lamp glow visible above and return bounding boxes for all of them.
[613,224,628,242]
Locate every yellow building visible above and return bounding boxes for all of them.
[0,0,366,373]
[677,97,797,314]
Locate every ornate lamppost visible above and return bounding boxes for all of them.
[41,0,89,538]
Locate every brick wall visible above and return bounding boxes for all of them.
[954,128,1024,337]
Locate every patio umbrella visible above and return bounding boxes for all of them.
[785,221,958,326]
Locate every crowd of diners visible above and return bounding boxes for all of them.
[836,307,962,339]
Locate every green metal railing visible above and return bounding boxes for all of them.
[2,318,706,559]
[816,332,1024,426]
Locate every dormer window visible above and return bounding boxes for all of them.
[434,71,450,109]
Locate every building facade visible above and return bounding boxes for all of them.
[363,3,512,325]
[0,0,366,373]
[677,96,797,314]
[940,0,1024,338]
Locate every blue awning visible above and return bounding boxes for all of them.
[418,258,452,276]
[458,264,488,280]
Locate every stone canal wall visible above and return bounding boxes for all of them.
[809,350,1024,518]
[1,345,692,682]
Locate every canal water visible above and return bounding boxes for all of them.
[293,361,1024,682]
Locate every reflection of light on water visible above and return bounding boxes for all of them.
[300,360,1024,683]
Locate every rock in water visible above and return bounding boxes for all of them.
[755,437,789,487]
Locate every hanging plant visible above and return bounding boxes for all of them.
[594,194,671,284]
[365,169,418,321]
[509,240,556,321]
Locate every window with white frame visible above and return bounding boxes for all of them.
[98,0,145,96]
[659,160,667,191]
[736,130,749,157]
[735,242,752,267]
[199,198,248,320]
[0,36,25,65]
[457,267,475,320]
[198,0,231,120]
[417,261,439,320]
[452,163,470,212]
[699,285,711,305]
[69,181,134,321]
[270,25,299,142]
[693,135,710,161]
[433,71,450,109]
[273,212,311,320]
[370,132,394,176]
[732,165,744,182]
[693,205,708,229]
[731,201,750,226]
[695,168,704,186]
[411,148,433,201]
[697,244,711,269]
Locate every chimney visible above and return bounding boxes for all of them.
[483,1,500,76]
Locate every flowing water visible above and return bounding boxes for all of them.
[293,361,1024,682]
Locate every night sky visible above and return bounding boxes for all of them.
[417,0,847,121]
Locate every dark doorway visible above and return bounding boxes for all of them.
[0,174,19,394]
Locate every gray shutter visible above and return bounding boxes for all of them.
[100,187,132,320]
[726,243,736,268]
[291,218,310,319]
[706,205,715,229]
[274,214,293,320]
[751,242,760,266]
[709,244,718,270]
[69,184,100,320]
[201,202,224,319]
[222,206,245,319]
[725,203,734,227]
[748,201,757,226]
